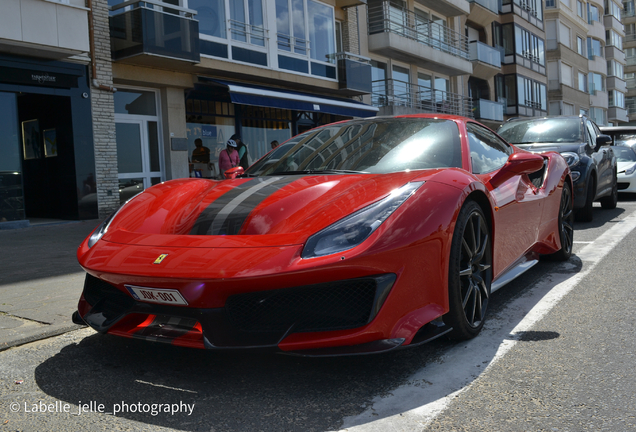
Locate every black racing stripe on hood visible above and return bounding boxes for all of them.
[190,177,299,235]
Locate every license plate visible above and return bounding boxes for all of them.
[125,285,188,305]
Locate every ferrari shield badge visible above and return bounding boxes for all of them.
[153,254,168,264]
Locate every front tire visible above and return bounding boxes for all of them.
[444,201,492,340]
[549,181,574,261]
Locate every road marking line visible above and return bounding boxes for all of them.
[339,209,636,432]
[134,379,197,394]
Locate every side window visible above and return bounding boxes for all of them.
[585,121,597,148]
[467,123,511,174]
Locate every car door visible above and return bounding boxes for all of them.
[466,123,541,279]
[586,120,611,196]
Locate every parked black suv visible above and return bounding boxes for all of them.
[498,116,618,222]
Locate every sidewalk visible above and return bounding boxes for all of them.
[0,220,99,351]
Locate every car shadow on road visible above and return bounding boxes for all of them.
[32,257,585,432]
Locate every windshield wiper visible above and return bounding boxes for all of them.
[266,169,369,176]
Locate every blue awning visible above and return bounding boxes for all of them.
[197,78,378,118]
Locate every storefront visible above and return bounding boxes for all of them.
[0,55,96,224]
[184,79,378,177]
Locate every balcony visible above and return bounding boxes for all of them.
[367,2,472,76]
[467,0,499,27]
[590,89,609,109]
[607,76,627,93]
[473,99,504,121]
[469,41,501,79]
[110,0,200,66]
[333,52,372,95]
[372,79,473,117]
[0,0,89,60]
[604,15,625,35]
[608,106,628,122]
[605,46,625,63]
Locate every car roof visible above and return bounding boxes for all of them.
[504,115,585,123]
[599,126,636,133]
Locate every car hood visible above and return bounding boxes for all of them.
[103,171,446,247]
[513,142,586,154]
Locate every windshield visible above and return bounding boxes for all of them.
[613,146,636,162]
[615,133,636,148]
[498,118,583,145]
[244,118,462,176]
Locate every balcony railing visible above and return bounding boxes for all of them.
[110,0,199,62]
[627,77,636,89]
[469,41,501,67]
[368,2,469,60]
[372,79,473,117]
[626,34,636,42]
[473,99,504,121]
[468,0,500,14]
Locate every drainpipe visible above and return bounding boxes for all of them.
[87,0,117,93]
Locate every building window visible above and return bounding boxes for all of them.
[559,22,571,49]
[627,96,636,113]
[625,0,636,16]
[546,0,555,7]
[517,75,547,110]
[561,63,573,87]
[588,3,600,23]
[371,60,388,106]
[588,72,605,93]
[607,60,624,78]
[609,90,626,108]
[587,37,603,59]
[577,0,585,16]
[589,107,607,125]
[605,0,621,19]
[606,30,623,50]
[561,0,571,9]
[514,26,546,65]
[578,71,587,92]
[577,36,585,56]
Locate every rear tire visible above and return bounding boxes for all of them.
[575,180,594,222]
[444,201,492,340]
[549,182,574,261]
[600,172,618,209]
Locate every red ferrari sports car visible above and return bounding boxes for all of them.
[74,115,573,356]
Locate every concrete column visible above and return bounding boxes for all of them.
[161,87,189,181]
[90,0,119,218]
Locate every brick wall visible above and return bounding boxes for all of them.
[90,0,119,218]
[343,7,360,55]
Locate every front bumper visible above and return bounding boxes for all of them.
[75,273,404,354]
[617,173,636,193]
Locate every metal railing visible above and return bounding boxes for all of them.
[371,79,473,117]
[469,41,501,67]
[627,77,636,89]
[276,33,310,56]
[625,33,636,42]
[228,20,268,47]
[367,1,470,60]
[328,52,372,64]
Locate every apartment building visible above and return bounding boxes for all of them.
[624,0,636,122]
[544,0,627,125]
[0,0,98,224]
[89,0,376,217]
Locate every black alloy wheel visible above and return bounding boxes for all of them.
[550,181,574,261]
[444,201,492,340]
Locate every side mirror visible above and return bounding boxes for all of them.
[595,134,612,151]
[224,166,245,179]
[489,152,545,188]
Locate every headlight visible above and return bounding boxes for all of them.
[302,182,424,258]
[561,152,580,168]
[626,163,636,175]
[87,207,122,248]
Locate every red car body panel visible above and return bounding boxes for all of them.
[75,115,571,354]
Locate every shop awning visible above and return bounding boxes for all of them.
[197,78,378,118]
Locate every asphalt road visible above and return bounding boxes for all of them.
[1,199,636,431]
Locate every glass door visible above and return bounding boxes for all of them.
[115,119,162,204]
